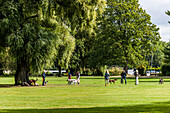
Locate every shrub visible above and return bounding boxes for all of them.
[46,71,54,76]
[109,67,122,76]
[161,64,170,76]
[137,65,146,76]
[166,71,170,76]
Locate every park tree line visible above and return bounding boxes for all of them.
[0,0,169,85]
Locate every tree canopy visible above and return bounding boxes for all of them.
[0,0,165,84]
[88,0,160,72]
[0,0,106,85]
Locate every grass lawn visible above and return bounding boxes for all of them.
[0,76,170,113]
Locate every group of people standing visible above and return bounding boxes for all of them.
[68,71,80,80]
[41,69,139,86]
[105,69,139,86]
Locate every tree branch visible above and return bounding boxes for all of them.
[24,14,39,23]
[55,0,69,7]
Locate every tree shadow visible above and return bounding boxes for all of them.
[0,84,14,88]
[81,77,105,80]
[2,101,170,113]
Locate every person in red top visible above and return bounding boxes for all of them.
[42,71,46,86]
[68,73,72,79]
[76,71,80,80]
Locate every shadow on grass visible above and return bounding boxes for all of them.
[0,84,14,88]
[81,77,104,80]
[2,101,170,113]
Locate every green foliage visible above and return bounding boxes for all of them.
[161,42,170,76]
[162,45,170,64]
[137,64,146,76]
[0,47,16,72]
[88,0,160,68]
[45,71,55,76]
[161,64,170,76]
[145,41,165,68]
[0,0,106,84]
[147,67,161,72]
[54,23,75,69]
[160,11,170,76]
[152,42,165,67]
[109,67,122,76]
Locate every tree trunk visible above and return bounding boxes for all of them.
[58,65,61,77]
[15,58,30,86]
[124,59,128,74]
[124,65,128,74]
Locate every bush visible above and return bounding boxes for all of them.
[0,70,3,75]
[166,71,170,76]
[161,64,170,76]
[109,67,122,76]
[137,65,146,76]
[46,71,55,76]
[147,67,161,71]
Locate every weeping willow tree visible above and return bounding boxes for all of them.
[54,24,75,76]
[0,0,106,85]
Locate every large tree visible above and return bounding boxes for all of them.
[160,11,170,76]
[54,24,75,76]
[0,0,106,85]
[88,0,160,72]
[144,41,165,68]
[163,45,170,64]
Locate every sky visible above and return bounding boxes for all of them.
[139,0,170,42]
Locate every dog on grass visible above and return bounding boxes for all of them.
[45,81,48,85]
[109,79,117,84]
[67,79,80,85]
[29,78,38,86]
[159,78,164,84]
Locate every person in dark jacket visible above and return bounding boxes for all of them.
[105,70,110,86]
[121,70,127,84]
[42,71,46,86]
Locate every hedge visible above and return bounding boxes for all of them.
[161,64,170,76]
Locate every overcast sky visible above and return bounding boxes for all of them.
[139,0,170,42]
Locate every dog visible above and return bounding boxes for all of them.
[29,79,38,86]
[67,79,80,85]
[159,78,164,84]
[109,79,117,84]
[45,81,48,84]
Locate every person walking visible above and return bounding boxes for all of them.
[42,71,46,86]
[76,71,80,80]
[121,70,127,84]
[76,71,80,84]
[68,72,72,79]
[105,70,110,86]
[134,69,139,85]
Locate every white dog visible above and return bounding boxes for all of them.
[67,79,80,84]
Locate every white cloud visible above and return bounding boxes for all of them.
[139,0,170,42]
[159,25,170,42]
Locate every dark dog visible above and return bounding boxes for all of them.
[109,79,117,84]
[159,78,164,84]
[29,78,38,86]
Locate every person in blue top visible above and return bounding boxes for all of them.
[121,70,127,84]
[68,72,72,79]
[105,70,110,86]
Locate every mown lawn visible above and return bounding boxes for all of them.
[0,76,170,113]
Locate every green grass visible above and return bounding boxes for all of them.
[0,76,170,113]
